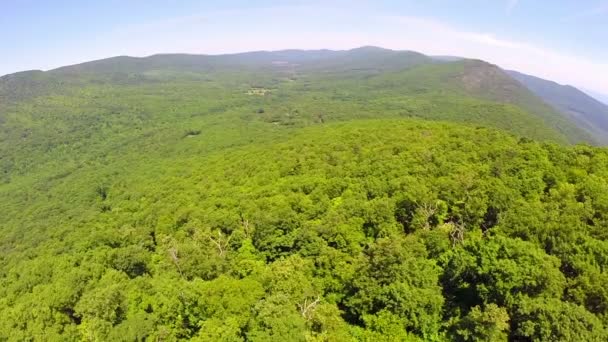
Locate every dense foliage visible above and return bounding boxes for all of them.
[1,49,607,341]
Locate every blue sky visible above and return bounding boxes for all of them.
[2,0,607,94]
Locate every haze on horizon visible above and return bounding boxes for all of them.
[2,0,607,95]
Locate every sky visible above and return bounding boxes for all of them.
[2,0,607,94]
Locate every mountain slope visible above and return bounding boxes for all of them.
[366,60,594,144]
[507,70,608,144]
[461,61,595,144]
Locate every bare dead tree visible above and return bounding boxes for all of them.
[242,218,251,237]
[297,296,321,321]
[449,222,465,247]
[155,327,169,342]
[168,247,184,278]
[239,213,252,237]
[207,231,232,258]
[418,202,438,230]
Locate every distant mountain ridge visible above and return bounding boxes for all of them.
[507,70,608,144]
[48,46,431,75]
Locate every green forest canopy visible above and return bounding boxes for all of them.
[1,50,608,341]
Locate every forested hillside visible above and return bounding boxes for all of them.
[1,48,608,341]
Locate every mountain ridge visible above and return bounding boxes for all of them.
[0,46,598,145]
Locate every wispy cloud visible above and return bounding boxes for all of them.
[506,0,520,15]
[387,16,525,49]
